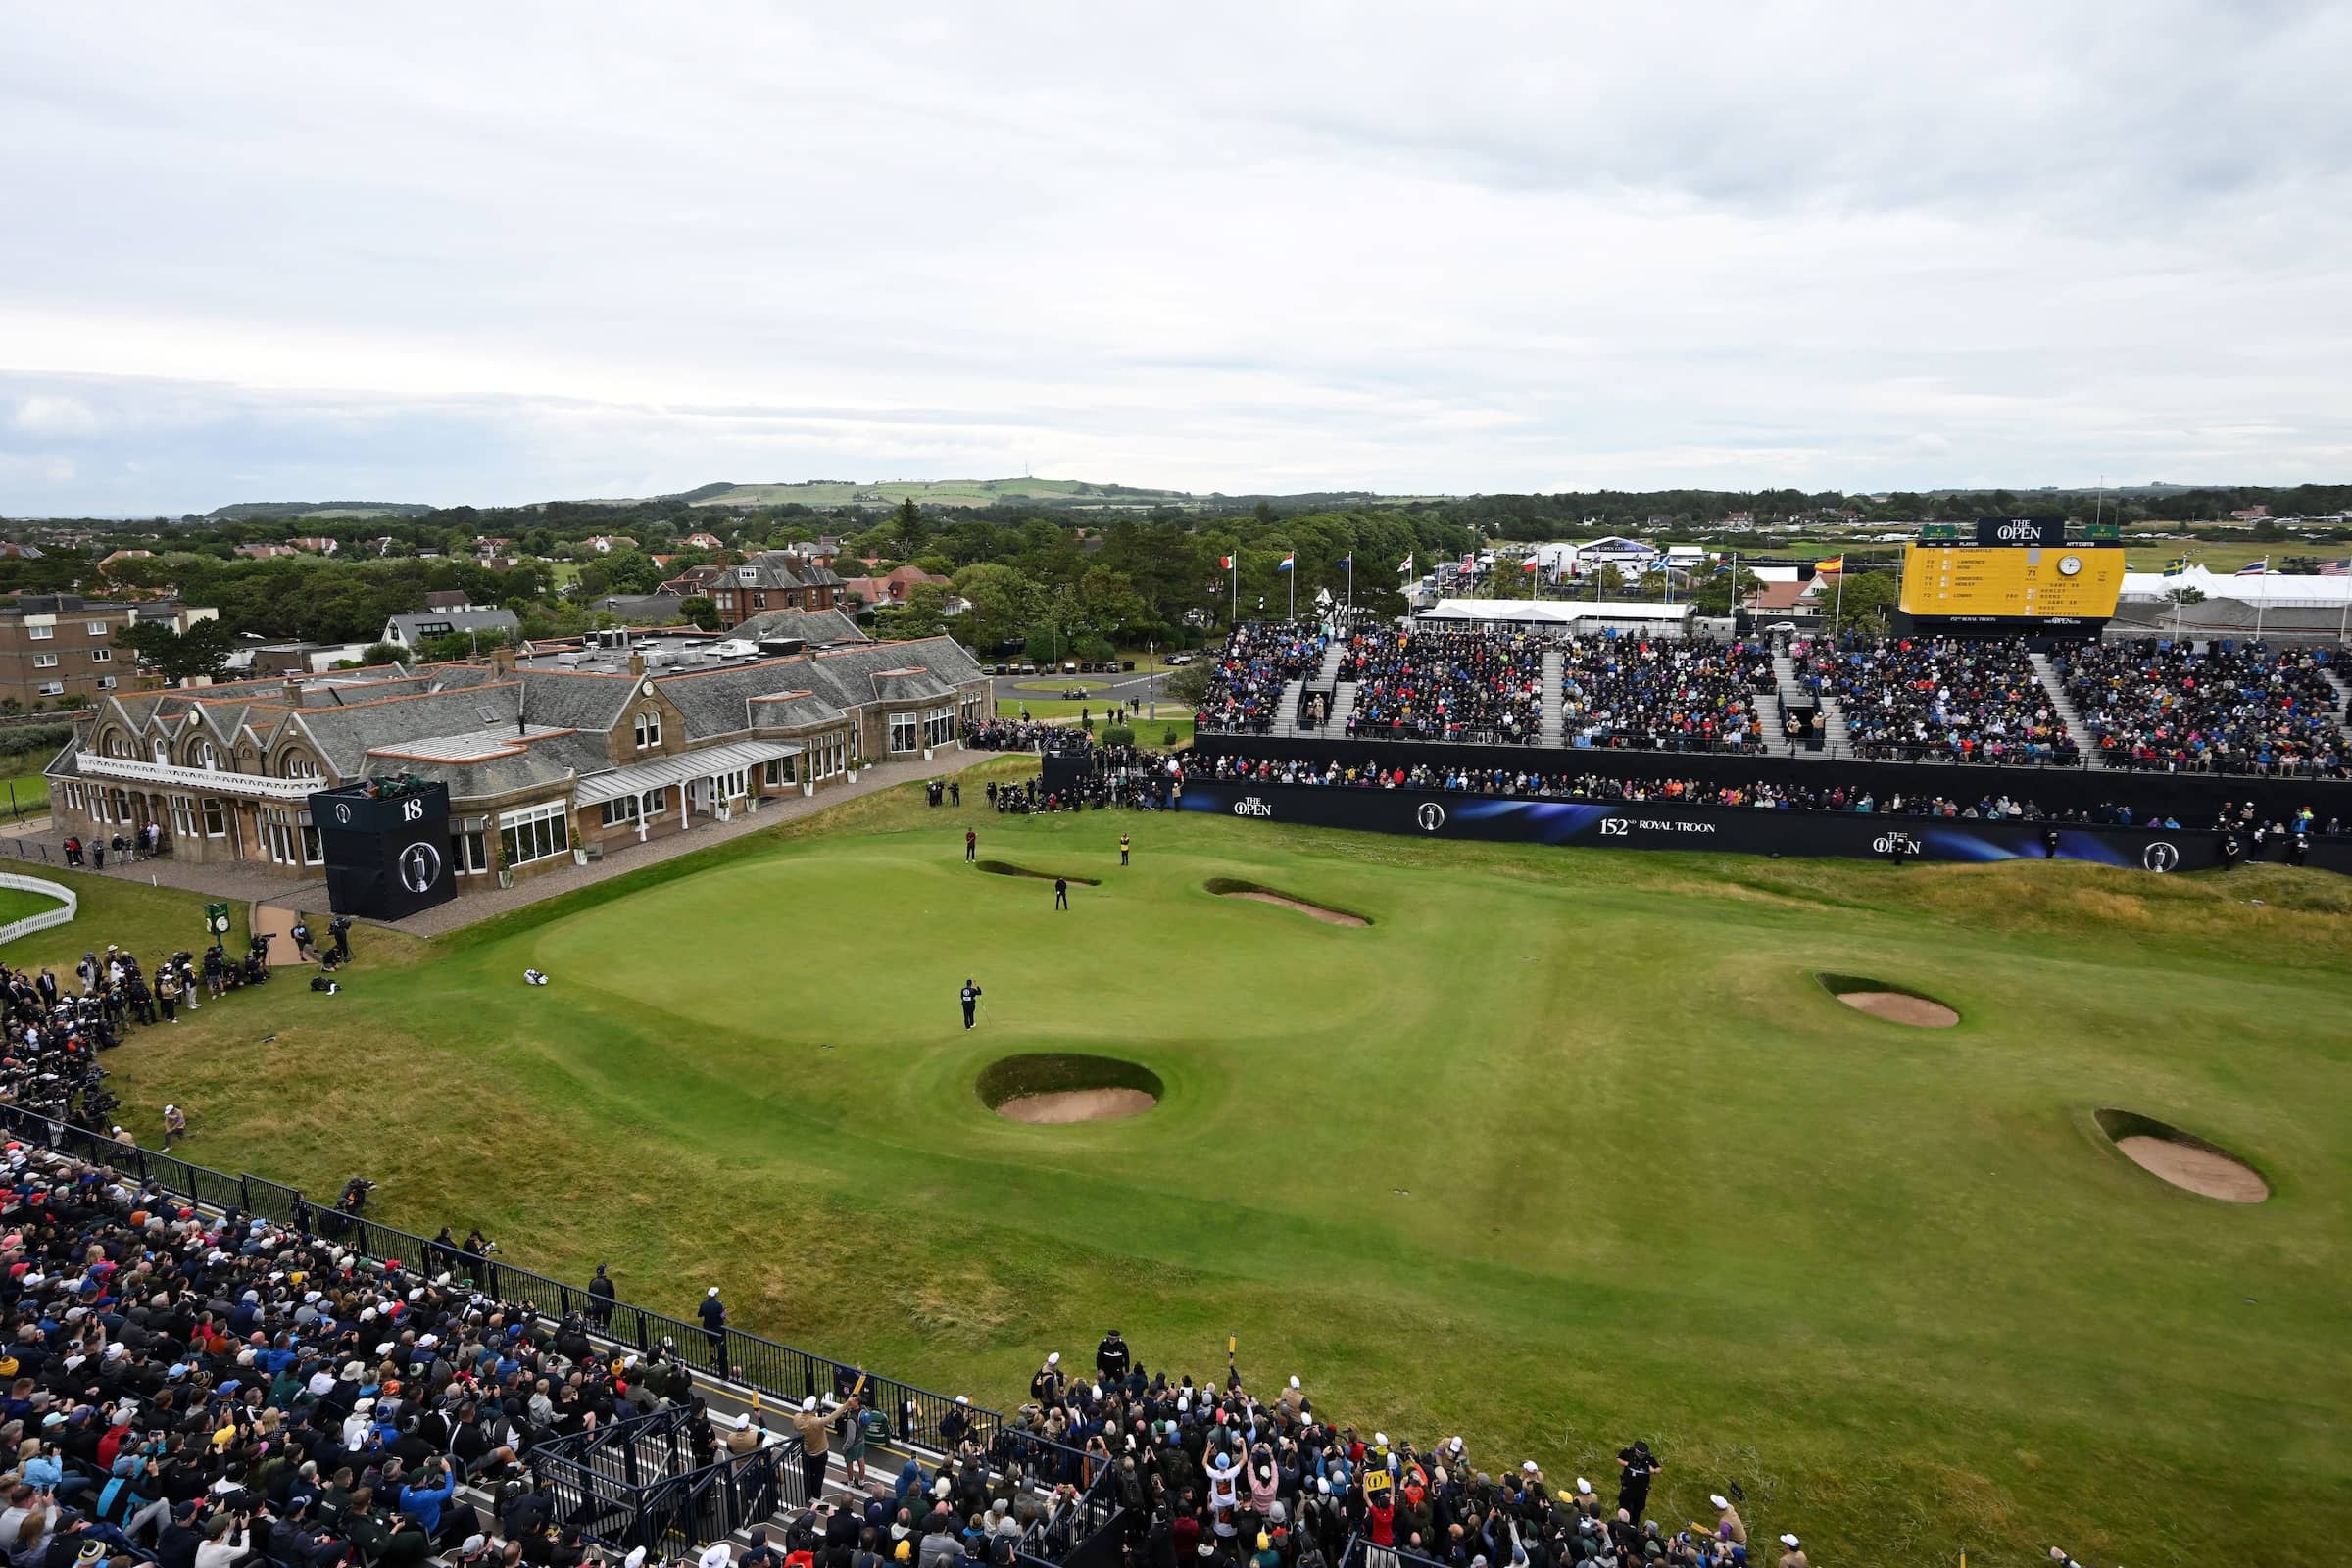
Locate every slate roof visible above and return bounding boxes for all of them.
[733,608,867,646]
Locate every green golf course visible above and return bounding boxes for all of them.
[39,769,2350,1564]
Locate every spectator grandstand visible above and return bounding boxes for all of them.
[1194,625,1329,736]
[1555,635,1769,754]
[1793,635,2081,765]
[1339,626,1545,745]
[2054,639,2349,776]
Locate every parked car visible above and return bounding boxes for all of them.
[1166,652,1195,665]
[1122,661,1136,672]
[1017,662,1036,675]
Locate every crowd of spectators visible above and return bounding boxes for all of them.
[1178,753,2282,829]
[1797,636,2080,765]
[0,939,295,1139]
[999,1339,1780,1568]
[1555,636,1768,754]
[2054,640,2348,776]
[1339,629,1545,746]
[1195,626,1329,736]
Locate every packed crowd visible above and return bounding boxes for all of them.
[961,722,1095,758]
[0,936,306,1137]
[1195,626,1330,736]
[1795,636,2080,765]
[2055,640,2349,776]
[1555,636,1768,754]
[1181,753,2261,829]
[1000,1333,1807,1568]
[1340,629,1545,746]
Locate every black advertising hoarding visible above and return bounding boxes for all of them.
[309,781,459,920]
[1177,782,2352,876]
[1972,516,2066,548]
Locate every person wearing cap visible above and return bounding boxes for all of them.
[160,1104,186,1152]
[1613,1439,1660,1522]
[697,1287,727,1369]
[1775,1532,1808,1568]
[1707,1494,1745,1546]
[1096,1330,1129,1383]
[1030,1353,1063,1405]
[793,1396,830,1507]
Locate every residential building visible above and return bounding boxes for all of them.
[0,543,45,561]
[288,536,340,554]
[235,544,299,561]
[708,550,845,628]
[379,608,522,651]
[681,532,726,550]
[421,589,477,612]
[657,564,729,598]
[46,629,990,894]
[840,564,951,607]
[582,534,639,555]
[0,594,216,710]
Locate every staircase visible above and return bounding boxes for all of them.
[2320,667,2352,740]
[1328,681,1358,735]
[1271,678,1308,736]
[1775,645,1856,758]
[2028,651,2106,769]
[1539,648,1565,747]
[1317,642,1346,684]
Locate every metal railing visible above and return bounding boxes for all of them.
[530,1403,795,1554]
[0,1101,1017,1476]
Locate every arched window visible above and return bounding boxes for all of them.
[195,740,217,770]
[152,737,169,763]
[282,755,319,780]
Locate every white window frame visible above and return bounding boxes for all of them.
[64,782,86,811]
[170,795,195,836]
[763,756,797,786]
[96,676,116,691]
[452,825,490,876]
[89,649,110,662]
[924,706,956,747]
[36,681,63,697]
[202,798,227,838]
[498,801,570,867]
[719,768,747,799]
[25,625,51,641]
[31,654,56,669]
[634,711,662,750]
[888,711,919,753]
[601,795,641,828]
[84,621,106,636]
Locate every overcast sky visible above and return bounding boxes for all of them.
[4,1,2349,514]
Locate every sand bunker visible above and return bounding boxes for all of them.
[1204,878,1369,927]
[974,859,1099,885]
[1815,973,1957,1027]
[995,1089,1158,1124]
[978,1053,1162,1126]
[2097,1109,2269,1202]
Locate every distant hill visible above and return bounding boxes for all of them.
[203,500,437,522]
[682,477,1200,510]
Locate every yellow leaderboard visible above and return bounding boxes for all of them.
[1898,544,2125,620]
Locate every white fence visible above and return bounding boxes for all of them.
[0,873,77,946]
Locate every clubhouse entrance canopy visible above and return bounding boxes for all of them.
[574,739,804,809]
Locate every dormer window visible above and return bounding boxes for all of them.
[634,711,662,750]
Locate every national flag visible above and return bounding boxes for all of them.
[1397,554,1413,577]
[1338,554,1351,568]
[1277,552,1296,572]
[2319,561,2349,577]
[1521,558,1538,574]
[1219,555,1234,570]
[1815,556,1845,574]
[2235,559,2269,576]
[2161,556,2190,576]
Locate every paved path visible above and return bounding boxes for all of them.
[252,904,318,965]
[374,748,1012,937]
[0,748,1019,939]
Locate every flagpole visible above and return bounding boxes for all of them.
[1833,565,1845,641]
[1347,554,1353,620]
[1231,553,1238,629]
[1288,560,1295,622]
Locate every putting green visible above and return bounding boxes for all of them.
[1010,678,1113,693]
[103,775,2352,1564]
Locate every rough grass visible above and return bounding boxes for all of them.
[80,776,2352,1565]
